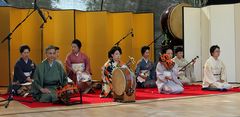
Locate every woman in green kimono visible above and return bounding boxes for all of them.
[31,45,67,103]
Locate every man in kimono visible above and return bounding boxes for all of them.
[12,45,35,96]
[173,47,196,84]
[135,46,156,88]
[202,45,232,91]
[156,50,184,94]
[31,45,67,103]
[65,39,92,93]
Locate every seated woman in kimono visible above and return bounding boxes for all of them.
[156,52,184,94]
[31,45,67,103]
[164,48,174,59]
[12,45,35,96]
[135,46,156,88]
[100,46,126,98]
[65,39,92,93]
[173,47,196,84]
[202,45,232,91]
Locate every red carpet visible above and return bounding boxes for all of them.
[1,85,240,108]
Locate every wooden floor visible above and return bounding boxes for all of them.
[1,92,240,117]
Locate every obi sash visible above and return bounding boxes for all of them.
[72,63,85,72]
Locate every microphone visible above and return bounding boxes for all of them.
[131,32,134,37]
[131,29,134,37]
[34,0,47,23]
[47,11,52,20]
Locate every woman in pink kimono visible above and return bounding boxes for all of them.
[65,39,92,92]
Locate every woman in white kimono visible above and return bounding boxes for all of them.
[173,47,196,84]
[202,45,232,91]
[156,53,184,94]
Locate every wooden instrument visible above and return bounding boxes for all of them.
[17,82,32,97]
[179,56,199,72]
[112,56,136,103]
[57,83,82,105]
[126,56,135,66]
[112,67,136,103]
[136,61,154,83]
[137,70,150,83]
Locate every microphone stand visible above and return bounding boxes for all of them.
[147,34,164,47]
[40,13,52,60]
[0,9,37,108]
[40,22,44,61]
[114,30,134,46]
[0,0,48,108]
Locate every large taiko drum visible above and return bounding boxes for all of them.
[112,68,136,97]
[160,3,191,40]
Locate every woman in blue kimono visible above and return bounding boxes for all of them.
[12,45,35,96]
[135,46,156,88]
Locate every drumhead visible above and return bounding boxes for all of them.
[112,68,126,96]
[168,3,191,39]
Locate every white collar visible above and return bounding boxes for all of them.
[210,56,219,61]
[74,52,79,56]
[142,57,148,63]
[48,61,55,67]
[24,59,28,64]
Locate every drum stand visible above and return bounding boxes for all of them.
[113,91,136,103]
[63,89,83,106]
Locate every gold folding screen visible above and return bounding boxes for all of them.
[43,10,74,63]
[0,7,10,86]
[0,7,154,86]
[0,7,42,86]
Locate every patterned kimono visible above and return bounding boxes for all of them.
[100,59,125,98]
[173,57,196,84]
[156,62,184,94]
[31,60,67,102]
[12,58,35,95]
[135,58,156,88]
[202,56,232,90]
[65,52,91,83]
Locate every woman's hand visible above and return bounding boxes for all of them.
[192,60,196,64]
[26,77,32,82]
[40,88,51,94]
[217,80,225,83]
[165,76,172,80]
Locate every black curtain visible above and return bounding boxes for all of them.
[207,0,240,5]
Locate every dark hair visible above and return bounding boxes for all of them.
[45,45,56,53]
[210,45,220,56]
[19,45,30,53]
[72,39,82,49]
[161,46,173,55]
[108,46,122,59]
[175,47,183,54]
[141,46,150,55]
[55,46,60,51]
